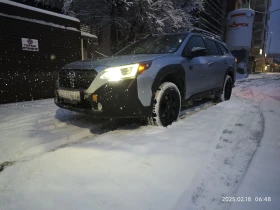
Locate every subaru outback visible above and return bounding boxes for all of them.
[54,28,236,126]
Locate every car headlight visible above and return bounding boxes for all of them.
[100,62,151,82]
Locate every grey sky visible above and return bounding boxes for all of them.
[266,0,280,54]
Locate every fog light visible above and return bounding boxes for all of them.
[97,103,103,111]
[92,94,98,102]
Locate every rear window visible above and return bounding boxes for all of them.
[204,38,221,56]
[217,43,230,55]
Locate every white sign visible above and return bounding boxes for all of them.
[226,9,255,51]
[21,38,39,51]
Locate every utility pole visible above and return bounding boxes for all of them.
[268,36,272,55]
[267,32,273,71]
[267,32,273,56]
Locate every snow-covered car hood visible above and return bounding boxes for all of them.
[63,54,170,72]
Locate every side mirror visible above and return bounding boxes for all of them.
[190,47,207,57]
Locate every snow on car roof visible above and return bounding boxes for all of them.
[0,0,80,22]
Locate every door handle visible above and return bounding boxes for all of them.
[224,60,228,64]
[208,62,214,66]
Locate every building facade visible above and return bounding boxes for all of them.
[0,0,100,104]
[196,0,228,39]
[225,0,271,73]
[250,0,272,61]
[250,0,271,72]
[0,0,81,103]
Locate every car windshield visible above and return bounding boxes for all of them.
[115,34,186,55]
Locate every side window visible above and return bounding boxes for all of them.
[184,36,206,55]
[217,43,230,55]
[204,38,221,56]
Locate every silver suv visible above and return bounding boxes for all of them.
[55,29,236,126]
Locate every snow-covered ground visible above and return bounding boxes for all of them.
[0,74,279,210]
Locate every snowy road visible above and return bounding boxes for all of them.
[0,74,280,210]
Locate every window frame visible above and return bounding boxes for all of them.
[217,42,230,55]
[204,38,222,56]
[182,35,206,56]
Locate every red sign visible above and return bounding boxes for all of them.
[229,22,249,29]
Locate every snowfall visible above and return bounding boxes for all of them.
[0,73,279,210]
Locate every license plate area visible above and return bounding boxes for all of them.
[58,89,81,102]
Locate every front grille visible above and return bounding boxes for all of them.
[61,98,93,110]
[59,69,97,89]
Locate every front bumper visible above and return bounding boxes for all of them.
[55,79,153,118]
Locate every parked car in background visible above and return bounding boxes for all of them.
[55,28,236,126]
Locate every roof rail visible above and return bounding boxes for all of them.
[187,28,223,41]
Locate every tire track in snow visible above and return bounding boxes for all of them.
[0,124,112,173]
[0,111,53,130]
[0,98,216,173]
[0,161,15,173]
[180,99,215,119]
[0,116,143,171]
[184,77,268,210]
[175,97,265,210]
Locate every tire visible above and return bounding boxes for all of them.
[215,75,233,102]
[147,82,181,127]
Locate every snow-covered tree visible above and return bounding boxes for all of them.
[37,0,204,53]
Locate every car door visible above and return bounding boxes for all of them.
[203,38,223,89]
[182,35,211,99]
[216,42,234,86]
